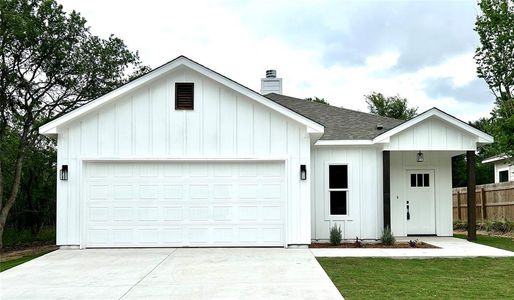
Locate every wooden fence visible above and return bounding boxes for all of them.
[453,181,514,221]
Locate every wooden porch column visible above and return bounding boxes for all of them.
[466,151,477,241]
[383,151,391,229]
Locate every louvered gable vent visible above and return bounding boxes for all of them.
[175,83,194,110]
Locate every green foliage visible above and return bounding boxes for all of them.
[365,92,418,120]
[474,0,514,158]
[0,0,147,247]
[305,97,329,105]
[453,219,514,234]
[451,154,494,187]
[2,226,55,248]
[381,226,395,245]
[329,223,342,245]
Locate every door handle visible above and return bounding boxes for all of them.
[406,201,410,220]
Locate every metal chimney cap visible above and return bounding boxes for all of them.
[266,70,277,78]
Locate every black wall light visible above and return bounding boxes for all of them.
[60,165,68,181]
[300,164,307,180]
[416,151,424,163]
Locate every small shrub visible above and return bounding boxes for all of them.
[408,239,418,248]
[485,219,514,233]
[453,220,467,231]
[354,236,365,248]
[329,224,342,245]
[381,226,396,245]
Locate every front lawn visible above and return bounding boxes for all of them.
[454,233,514,252]
[318,257,514,299]
[0,251,52,272]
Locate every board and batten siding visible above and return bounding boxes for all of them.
[384,117,478,151]
[390,151,454,236]
[56,66,311,246]
[311,146,383,240]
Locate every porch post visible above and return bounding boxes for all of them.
[383,151,391,229]
[466,150,477,241]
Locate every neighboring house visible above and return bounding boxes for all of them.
[39,56,493,248]
[483,154,513,183]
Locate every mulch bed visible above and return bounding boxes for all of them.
[310,242,437,249]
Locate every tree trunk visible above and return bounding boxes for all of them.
[0,154,24,249]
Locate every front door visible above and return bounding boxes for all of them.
[405,170,435,235]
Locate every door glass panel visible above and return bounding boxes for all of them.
[410,174,416,187]
[417,174,423,187]
[423,174,429,187]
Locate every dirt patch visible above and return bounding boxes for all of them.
[454,230,514,239]
[310,242,437,249]
[1,243,57,262]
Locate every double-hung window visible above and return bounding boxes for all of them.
[329,165,348,215]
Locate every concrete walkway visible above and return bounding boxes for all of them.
[310,237,514,258]
[0,248,343,300]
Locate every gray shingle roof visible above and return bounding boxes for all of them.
[264,93,404,140]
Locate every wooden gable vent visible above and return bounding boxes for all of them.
[175,82,194,110]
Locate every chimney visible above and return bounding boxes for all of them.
[260,69,282,95]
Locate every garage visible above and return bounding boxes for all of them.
[84,161,286,247]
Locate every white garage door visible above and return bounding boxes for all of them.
[84,161,285,247]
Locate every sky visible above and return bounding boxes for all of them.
[58,0,494,122]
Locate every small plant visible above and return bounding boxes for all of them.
[381,225,396,245]
[408,239,418,248]
[354,236,365,248]
[329,223,342,245]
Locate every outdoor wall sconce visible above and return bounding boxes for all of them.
[300,164,307,180]
[416,151,424,163]
[60,165,68,181]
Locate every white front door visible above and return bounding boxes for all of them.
[84,161,286,247]
[405,170,435,235]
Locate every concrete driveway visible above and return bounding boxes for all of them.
[0,248,343,300]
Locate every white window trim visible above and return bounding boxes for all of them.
[325,163,350,220]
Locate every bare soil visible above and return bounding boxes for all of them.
[310,242,437,249]
[0,243,57,262]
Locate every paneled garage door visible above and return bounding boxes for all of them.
[84,161,285,247]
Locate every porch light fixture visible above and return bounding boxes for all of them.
[416,151,424,163]
[300,165,307,180]
[60,165,68,181]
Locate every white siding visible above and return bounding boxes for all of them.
[56,66,311,246]
[494,160,514,183]
[311,146,383,240]
[384,117,478,151]
[390,151,454,236]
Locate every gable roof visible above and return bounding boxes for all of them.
[372,107,494,144]
[265,93,403,140]
[39,56,324,135]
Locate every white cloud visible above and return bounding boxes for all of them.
[58,0,493,122]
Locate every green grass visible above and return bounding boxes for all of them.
[454,234,514,252]
[2,226,55,247]
[0,250,52,272]
[318,257,514,299]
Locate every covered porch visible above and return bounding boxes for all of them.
[377,109,494,239]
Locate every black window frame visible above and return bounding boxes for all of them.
[328,164,349,216]
[499,170,509,183]
[175,82,194,110]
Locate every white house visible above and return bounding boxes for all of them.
[483,155,513,183]
[39,56,493,248]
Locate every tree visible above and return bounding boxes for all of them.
[365,92,417,120]
[305,96,329,105]
[475,0,514,158]
[0,0,147,248]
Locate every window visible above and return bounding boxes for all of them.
[410,173,430,187]
[329,165,348,215]
[499,170,509,183]
[175,83,194,110]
